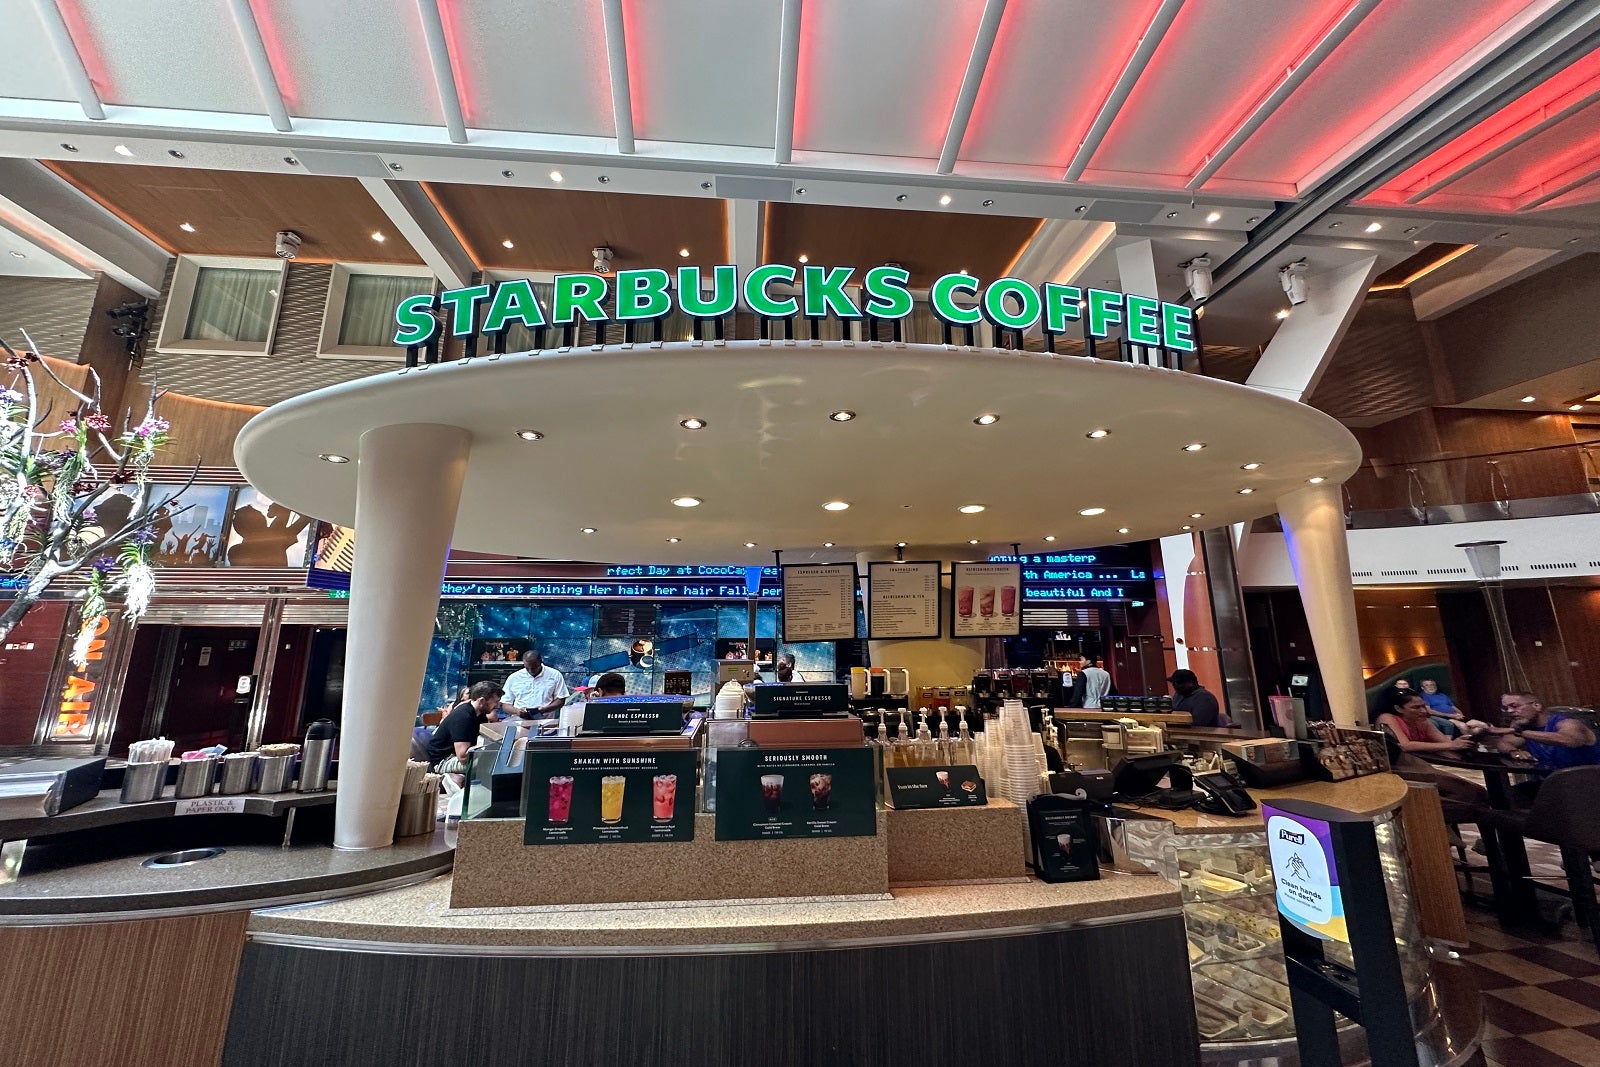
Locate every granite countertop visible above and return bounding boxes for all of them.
[1124,772,1409,834]
[0,827,454,918]
[247,870,1179,949]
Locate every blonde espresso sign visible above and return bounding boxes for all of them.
[391,264,1198,353]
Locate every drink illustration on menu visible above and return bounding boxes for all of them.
[523,750,697,845]
[951,561,1022,637]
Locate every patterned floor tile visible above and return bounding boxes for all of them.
[1467,922,1537,952]
[1483,991,1574,1035]
[1526,1027,1600,1064]
[1480,1033,1588,1066]
[1541,978,1600,1013]
[1488,986,1600,1027]
[1513,944,1600,977]
[1473,952,1575,985]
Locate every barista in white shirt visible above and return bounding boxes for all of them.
[501,650,570,721]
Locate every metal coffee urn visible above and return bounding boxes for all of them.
[297,719,337,792]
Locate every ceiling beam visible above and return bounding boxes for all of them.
[1246,254,1380,403]
[33,0,105,121]
[416,0,468,145]
[1064,0,1185,182]
[225,0,292,133]
[601,0,635,154]
[0,159,167,296]
[1005,218,1117,286]
[1187,0,1380,190]
[358,178,475,288]
[936,0,1008,176]
[1410,244,1574,319]
[1405,83,1600,203]
[774,0,803,165]
[1518,152,1600,210]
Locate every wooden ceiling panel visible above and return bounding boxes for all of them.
[764,204,1040,288]
[423,184,727,273]
[46,162,423,265]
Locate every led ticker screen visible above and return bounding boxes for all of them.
[987,545,1156,604]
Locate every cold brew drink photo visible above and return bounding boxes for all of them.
[760,773,784,814]
[809,772,832,809]
[600,775,626,824]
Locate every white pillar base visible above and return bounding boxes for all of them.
[1277,483,1364,727]
[335,423,471,850]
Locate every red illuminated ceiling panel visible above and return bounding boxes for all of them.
[1078,0,1353,195]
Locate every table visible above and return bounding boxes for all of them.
[1421,748,1550,809]
[1422,749,1554,926]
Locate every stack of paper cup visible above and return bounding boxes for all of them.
[999,700,1043,806]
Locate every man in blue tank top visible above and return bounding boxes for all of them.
[1494,692,1600,769]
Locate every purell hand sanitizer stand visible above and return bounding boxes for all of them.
[1262,798,1420,1067]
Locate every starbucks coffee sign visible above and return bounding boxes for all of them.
[391,264,1198,353]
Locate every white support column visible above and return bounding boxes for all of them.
[1277,482,1364,727]
[1246,255,1380,402]
[336,423,471,849]
[1116,238,1162,365]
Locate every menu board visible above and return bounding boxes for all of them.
[886,765,987,809]
[713,747,877,840]
[780,563,858,641]
[522,749,697,845]
[949,561,1022,637]
[867,561,942,639]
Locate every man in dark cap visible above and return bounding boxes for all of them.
[1168,669,1225,727]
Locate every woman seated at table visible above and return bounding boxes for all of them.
[1375,688,1490,809]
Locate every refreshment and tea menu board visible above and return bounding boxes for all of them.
[780,563,858,641]
[522,749,697,845]
[867,561,942,639]
[713,747,876,840]
[950,561,1022,637]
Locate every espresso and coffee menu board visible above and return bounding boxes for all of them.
[714,747,876,840]
[867,561,942,639]
[781,563,858,641]
[950,561,1022,637]
[886,765,987,809]
[522,749,697,846]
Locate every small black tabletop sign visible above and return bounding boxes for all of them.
[523,748,697,845]
[749,683,850,719]
[886,765,987,809]
[581,695,689,735]
[1027,794,1101,883]
[714,746,876,840]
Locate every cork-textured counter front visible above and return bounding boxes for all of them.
[886,800,1027,885]
[251,869,1179,949]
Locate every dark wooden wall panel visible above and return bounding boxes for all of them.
[224,917,1198,1067]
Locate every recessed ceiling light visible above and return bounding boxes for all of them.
[1307,476,1326,485]
[1237,487,1255,494]
[388,162,403,171]
[1495,231,1511,240]
[982,199,994,207]
[1085,429,1110,439]
[1246,216,1259,224]
[1181,525,1193,531]
[973,413,1000,426]
[581,527,596,534]
[666,537,680,543]
[1568,237,1582,244]
[179,222,196,233]
[1403,226,1419,234]
[823,542,834,547]
[515,429,543,441]
[671,496,702,508]
[1241,462,1261,470]
[9,251,24,259]
[896,194,908,202]
[968,539,979,545]
[1189,513,1203,519]
[502,169,515,178]
[1079,507,1106,516]
[679,248,691,258]
[896,542,907,548]
[1521,395,1536,403]
[1328,221,1342,229]
[283,155,298,165]
[1182,443,1205,452]
[939,194,952,206]
[1205,211,1222,223]
[1166,211,1178,219]
[822,500,850,511]
[501,239,514,249]
[1364,222,1383,233]
[679,418,706,430]
[549,170,564,182]
[1570,404,1584,411]
[1074,204,1088,213]
[319,453,349,464]
[958,505,985,514]
[744,542,758,548]
[798,254,809,264]
[60,143,77,152]
[1275,309,1290,320]
[113,144,133,157]
[598,174,610,183]
[1044,535,1056,542]
[829,409,856,422]
[371,232,385,242]
[168,149,184,159]
[1118,528,1130,535]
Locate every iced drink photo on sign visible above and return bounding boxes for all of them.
[652,774,677,821]
[1000,585,1017,616]
[957,585,975,618]
[979,586,996,617]
[548,776,574,823]
[760,774,784,814]
[600,775,626,824]
[809,773,832,809]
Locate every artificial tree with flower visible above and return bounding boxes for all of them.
[0,333,192,667]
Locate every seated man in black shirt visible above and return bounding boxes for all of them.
[1168,669,1228,727]
[427,680,504,779]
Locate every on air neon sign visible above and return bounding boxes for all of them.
[391,264,1196,354]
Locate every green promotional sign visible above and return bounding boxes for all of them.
[522,748,697,846]
[885,764,987,809]
[713,747,877,841]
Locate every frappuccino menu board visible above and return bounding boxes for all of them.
[780,563,858,641]
[950,561,1023,637]
[714,747,876,840]
[522,749,697,845]
[867,561,942,639]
